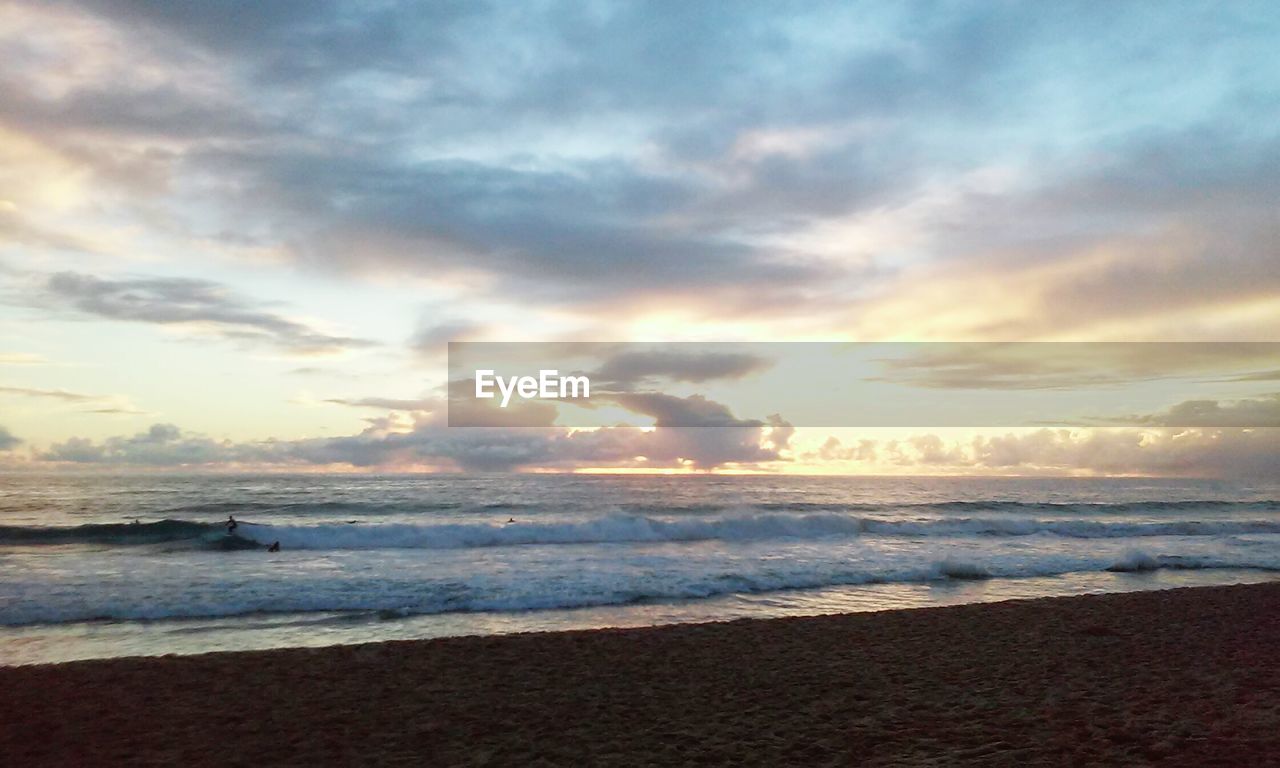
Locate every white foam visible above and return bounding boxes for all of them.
[232,514,1280,550]
[1107,549,1161,572]
[3,532,1278,626]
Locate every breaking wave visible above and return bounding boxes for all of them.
[242,515,1280,551]
[3,549,1277,626]
[7,513,1280,550]
[0,519,216,545]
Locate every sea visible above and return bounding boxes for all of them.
[2,473,1279,666]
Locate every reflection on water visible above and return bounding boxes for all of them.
[2,568,1273,667]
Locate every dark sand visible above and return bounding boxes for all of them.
[3,583,1280,767]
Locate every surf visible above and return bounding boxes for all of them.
[8,513,1280,551]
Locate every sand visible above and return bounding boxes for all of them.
[3,582,1279,767]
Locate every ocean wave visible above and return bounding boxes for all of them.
[0,519,215,545]
[226,515,1280,549]
[7,513,1280,550]
[151,500,508,516]
[859,517,1280,539]
[651,500,1280,515]
[903,500,1280,513]
[94,498,1280,521]
[2,552,1275,626]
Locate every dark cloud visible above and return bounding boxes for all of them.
[5,0,1148,309]
[591,350,772,390]
[602,393,763,428]
[189,148,835,304]
[0,75,274,143]
[2,1,1277,340]
[444,377,561,428]
[1107,394,1280,429]
[0,426,20,451]
[42,271,376,355]
[40,423,235,465]
[67,0,479,85]
[445,345,775,425]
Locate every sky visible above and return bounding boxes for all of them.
[1,0,1278,476]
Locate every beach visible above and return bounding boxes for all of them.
[3,582,1278,767]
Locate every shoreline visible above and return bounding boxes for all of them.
[5,567,1277,667]
[4,582,1280,765]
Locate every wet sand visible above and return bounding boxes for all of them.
[3,582,1279,767]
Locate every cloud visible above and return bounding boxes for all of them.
[0,426,20,451]
[445,378,561,428]
[817,436,877,462]
[40,423,234,465]
[0,206,103,253]
[1,0,1274,332]
[34,414,1280,477]
[38,392,794,471]
[869,343,1280,390]
[1110,394,1280,429]
[838,131,1280,341]
[444,346,777,427]
[0,353,49,366]
[805,427,1280,478]
[0,1,1054,312]
[287,366,365,381]
[591,350,773,389]
[0,385,101,402]
[0,384,146,415]
[3,1,1280,473]
[1218,370,1280,383]
[190,148,835,306]
[41,271,376,355]
[323,396,435,412]
[970,428,1280,478]
[81,406,150,415]
[410,320,487,359]
[601,392,764,428]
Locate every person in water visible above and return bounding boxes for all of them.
[267,541,280,553]
[226,515,238,534]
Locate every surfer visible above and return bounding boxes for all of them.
[267,541,280,553]
[226,515,238,534]
[506,517,515,524]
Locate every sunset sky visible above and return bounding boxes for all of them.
[1,1,1278,475]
